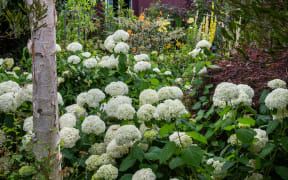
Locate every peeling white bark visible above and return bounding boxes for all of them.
[27,0,61,179]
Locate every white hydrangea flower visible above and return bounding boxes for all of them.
[113,29,130,42]
[20,84,33,102]
[132,168,156,180]
[65,104,87,118]
[206,158,214,165]
[104,125,121,144]
[26,73,32,80]
[154,99,188,121]
[134,61,151,73]
[83,58,97,69]
[59,113,76,129]
[103,96,132,118]
[3,58,14,70]
[188,48,202,57]
[153,68,161,73]
[115,125,142,146]
[62,70,72,77]
[57,92,64,106]
[244,173,264,180]
[0,92,21,113]
[158,86,183,101]
[56,44,61,52]
[85,154,116,171]
[265,88,288,110]
[0,80,20,95]
[105,81,129,97]
[23,116,33,133]
[137,104,156,122]
[106,139,130,158]
[89,143,107,155]
[114,42,129,54]
[213,82,239,108]
[98,55,119,69]
[169,132,193,148]
[81,52,91,58]
[164,71,172,75]
[227,134,241,146]
[184,85,192,90]
[175,78,183,83]
[248,129,268,153]
[67,55,81,64]
[212,160,225,174]
[116,104,135,120]
[247,159,256,169]
[82,115,106,135]
[268,79,286,89]
[104,35,116,52]
[237,84,254,99]
[196,40,212,49]
[134,54,150,62]
[59,127,80,148]
[231,90,252,106]
[139,89,159,105]
[22,133,33,151]
[77,92,89,107]
[66,42,83,52]
[86,88,106,108]
[58,77,65,86]
[92,164,118,180]
[0,58,3,66]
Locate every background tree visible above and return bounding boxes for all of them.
[26,0,61,179]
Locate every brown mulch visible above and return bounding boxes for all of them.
[207,46,288,108]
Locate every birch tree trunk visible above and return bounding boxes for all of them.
[26,0,61,179]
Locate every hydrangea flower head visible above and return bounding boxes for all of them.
[66,42,83,52]
[268,79,286,89]
[60,127,80,148]
[82,115,106,135]
[169,132,193,148]
[105,81,129,97]
[134,61,151,73]
[115,125,142,146]
[139,89,159,105]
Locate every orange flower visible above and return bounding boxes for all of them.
[145,21,150,25]
[176,42,182,47]
[127,30,132,35]
[156,17,159,21]
[128,21,132,25]
[166,43,171,49]
[160,11,163,15]
[132,48,136,53]
[139,13,145,21]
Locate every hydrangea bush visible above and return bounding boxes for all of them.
[0,29,287,180]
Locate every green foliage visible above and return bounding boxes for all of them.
[159,142,176,164]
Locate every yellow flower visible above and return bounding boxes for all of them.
[127,30,132,35]
[160,11,163,15]
[162,21,170,26]
[145,21,150,25]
